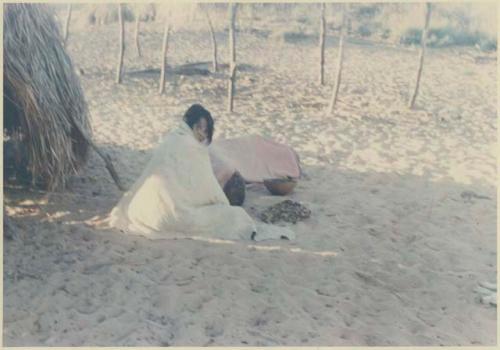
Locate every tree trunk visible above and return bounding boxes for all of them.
[63,4,72,47]
[408,3,432,109]
[158,22,171,95]
[205,10,218,73]
[116,4,125,84]
[326,4,347,115]
[227,4,237,112]
[134,15,142,57]
[319,3,326,85]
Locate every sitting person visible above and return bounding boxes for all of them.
[109,104,294,241]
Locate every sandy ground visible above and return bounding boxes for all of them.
[3,16,497,346]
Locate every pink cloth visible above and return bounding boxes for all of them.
[209,135,301,187]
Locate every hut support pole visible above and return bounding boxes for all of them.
[326,4,347,115]
[134,15,142,57]
[227,4,237,112]
[63,4,72,47]
[159,22,171,95]
[319,3,326,85]
[205,10,218,73]
[71,121,126,191]
[408,3,432,109]
[116,4,125,84]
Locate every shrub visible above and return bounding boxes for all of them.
[399,25,496,50]
[282,31,315,44]
[478,36,497,51]
[400,28,422,46]
[357,23,373,37]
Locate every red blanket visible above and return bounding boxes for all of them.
[209,135,301,188]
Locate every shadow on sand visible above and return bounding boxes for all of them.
[3,140,496,346]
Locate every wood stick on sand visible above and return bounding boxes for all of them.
[408,3,432,109]
[63,4,72,47]
[319,3,326,85]
[116,3,125,84]
[326,3,347,115]
[227,4,237,112]
[134,15,142,57]
[205,10,218,73]
[158,21,171,94]
[227,61,236,112]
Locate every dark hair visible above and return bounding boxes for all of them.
[183,104,214,143]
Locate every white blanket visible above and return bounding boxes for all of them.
[109,122,294,242]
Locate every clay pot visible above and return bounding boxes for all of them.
[263,177,297,196]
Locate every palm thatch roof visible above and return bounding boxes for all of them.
[3,3,92,190]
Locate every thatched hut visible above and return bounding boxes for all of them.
[3,3,92,189]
